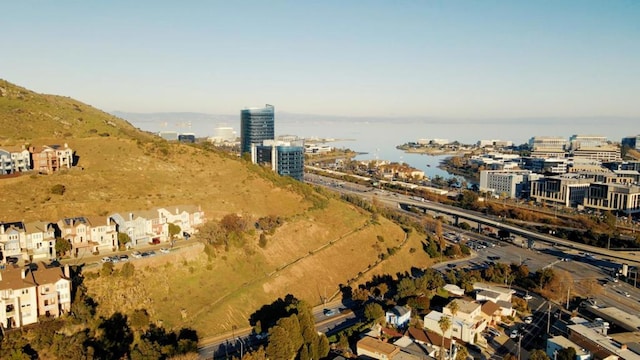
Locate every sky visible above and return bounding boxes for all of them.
[2,1,640,118]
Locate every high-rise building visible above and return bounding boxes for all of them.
[622,135,640,150]
[240,104,275,154]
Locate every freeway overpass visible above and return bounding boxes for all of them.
[399,198,640,266]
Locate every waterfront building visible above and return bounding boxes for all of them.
[240,104,275,154]
[251,140,304,181]
[522,157,568,174]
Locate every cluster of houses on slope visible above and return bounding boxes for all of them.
[0,144,74,175]
[0,264,72,331]
[354,283,517,360]
[0,205,205,265]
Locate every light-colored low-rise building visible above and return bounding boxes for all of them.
[357,336,400,360]
[29,265,72,318]
[547,335,591,360]
[24,221,56,261]
[386,305,411,328]
[0,268,38,329]
[0,222,26,264]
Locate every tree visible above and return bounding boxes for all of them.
[364,303,385,322]
[397,277,417,299]
[55,237,71,257]
[168,223,182,239]
[130,309,150,331]
[118,233,131,249]
[556,347,576,360]
[266,325,295,360]
[448,301,459,356]
[529,349,550,360]
[100,262,114,277]
[455,345,469,360]
[438,315,451,360]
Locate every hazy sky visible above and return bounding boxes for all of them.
[3,1,639,118]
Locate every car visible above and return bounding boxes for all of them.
[141,252,150,258]
[523,316,533,324]
[447,263,457,268]
[101,257,111,263]
[160,248,170,254]
[323,309,337,317]
[119,254,129,261]
[485,328,501,337]
[147,250,156,256]
[131,251,142,259]
[523,294,533,301]
[109,256,120,263]
[623,291,631,298]
[6,256,19,264]
[510,329,519,339]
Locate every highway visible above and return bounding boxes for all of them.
[304,173,640,266]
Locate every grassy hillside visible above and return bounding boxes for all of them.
[0,79,151,143]
[0,80,435,339]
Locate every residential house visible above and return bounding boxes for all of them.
[357,336,400,360]
[24,221,56,261]
[156,205,205,235]
[29,265,72,318]
[110,209,162,247]
[473,283,514,302]
[480,301,502,327]
[424,300,487,345]
[442,299,487,344]
[386,305,411,328]
[443,284,465,297]
[0,146,31,174]
[57,217,93,257]
[0,268,38,329]
[406,327,452,359]
[86,216,118,252]
[30,144,73,174]
[0,222,26,264]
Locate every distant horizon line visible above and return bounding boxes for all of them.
[111,110,640,121]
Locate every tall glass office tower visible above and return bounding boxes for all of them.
[240,104,275,154]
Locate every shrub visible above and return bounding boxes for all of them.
[50,184,66,195]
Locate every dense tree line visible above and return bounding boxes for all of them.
[0,268,198,360]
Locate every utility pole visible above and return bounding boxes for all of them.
[517,334,523,360]
[566,284,571,310]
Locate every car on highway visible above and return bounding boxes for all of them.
[623,291,631,298]
[523,293,533,301]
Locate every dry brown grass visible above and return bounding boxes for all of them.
[1,80,435,341]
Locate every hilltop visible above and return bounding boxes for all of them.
[0,80,433,338]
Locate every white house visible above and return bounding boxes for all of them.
[425,300,488,345]
[385,305,411,328]
[473,283,514,302]
[24,221,56,261]
[546,336,591,360]
[0,222,26,263]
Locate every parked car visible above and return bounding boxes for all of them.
[101,257,111,263]
[510,329,520,339]
[524,316,533,324]
[119,254,129,261]
[523,293,533,300]
[131,251,142,259]
[160,248,170,254]
[485,328,501,337]
[323,309,337,317]
[6,256,19,264]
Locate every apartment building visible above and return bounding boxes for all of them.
[530,174,594,207]
[0,268,38,329]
